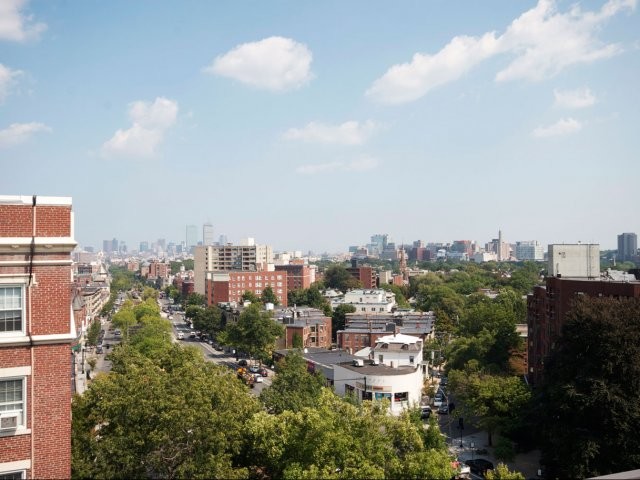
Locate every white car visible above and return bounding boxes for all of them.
[177,332,184,340]
[253,374,263,383]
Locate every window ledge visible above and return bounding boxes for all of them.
[0,427,31,438]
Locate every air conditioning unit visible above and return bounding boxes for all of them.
[0,413,19,430]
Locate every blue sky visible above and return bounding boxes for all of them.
[0,0,638,253]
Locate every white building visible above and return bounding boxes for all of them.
[548,243,599,278]
[289,332,425,415]
[472,252,498,263]
[331,289,396,313]
[515,241,544,261]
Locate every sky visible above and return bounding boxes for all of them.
[0,0,638,253]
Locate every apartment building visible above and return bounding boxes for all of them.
[194,243,273,294]
[527,272,640,386]
[274,264,312,292]
[205,270,287,306]
[0,195,76,479]
[274,307,332,349]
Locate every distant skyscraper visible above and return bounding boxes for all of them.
[139,241,149,252]
[103,239,111,253]
[618,233,638,262]
[186,225,198,250]
[218,234,228,245]
[157,238,166,252]
[203,222,214,245]
[111,238,119,253]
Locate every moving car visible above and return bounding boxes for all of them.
[438,403,449,414]
[177,332,184,340]
[464,459,494,477]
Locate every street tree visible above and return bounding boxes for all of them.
[247,389,454,479]
[72,345,260,479]
[185,292,206,307]
[133,298,160,321]
[86,320,102,346]
[141,287,158,300]
[260,351,325,414]
[449,369,531,446]
[241,290,260,304]
[111,308,136,341]
[192,305,223,337]
[537,297,640,479]
[485,463,525,480]
[222,303,284,360]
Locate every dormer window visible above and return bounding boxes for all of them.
[380,343,388,349]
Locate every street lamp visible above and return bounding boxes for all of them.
[470,441,475,461]
[81,347,85,374]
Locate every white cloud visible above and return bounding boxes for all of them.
[101,97,178,158]
[554,87,596,108]
[366,32,500,104]
[0,0,47,42]
[532,117,582,137]
[204,36,313,92]
[0,122,50,147]
[296,157,379,175]
[367,0,636,104]
[0,63,22,103]
[283,120,377,145]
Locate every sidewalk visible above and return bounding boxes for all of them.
[449,431,541,479]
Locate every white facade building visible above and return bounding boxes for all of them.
[548,244,600,278]
[515,241,544,261]
[331,289,396,313]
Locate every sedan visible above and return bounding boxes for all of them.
[249,365,260,374]
[465,459,494,477]
[259,367,269,377]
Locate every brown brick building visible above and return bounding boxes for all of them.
[527,274,640,386]
[346,265,377,289]
[0,195,76,479]
[274,307,332,349]
[274,264,312,292]
[205,270,288,306]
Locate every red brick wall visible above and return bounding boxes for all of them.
[30,266,72,336]
[0,204,71,237]
[33,344,71,479]
[0,347,30,368]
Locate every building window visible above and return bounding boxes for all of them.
[0,378,25,429]
[409,356,415,364]
[0,472,25,480]
[0,286,23,334]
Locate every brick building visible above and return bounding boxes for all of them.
[346,264,377,289]
[274,264,312,292]
[0,195,76,479]
[527,273,640,386]
[274,307,332,349]
[205,270,288,306]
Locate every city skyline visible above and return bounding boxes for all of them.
[1,1,638,252]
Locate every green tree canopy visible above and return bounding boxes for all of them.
[449,369,531,446]
[221,303,284,360]
[261,285,279,305]
[185,292,206,307]
[323,264,362,291]
[192,305,223,337]
[260,351,326,414]
[72,345,260,479]
[331,303,356,342]
[537,297,640,479]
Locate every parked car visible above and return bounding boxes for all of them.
[96,345,103,354]
[465,459,494,477]
[421,406,432,420]
[259,367,269,377]
[249,365,260,374]
[253,374,263,383]
[433,394,444,408]
[114,329,121,336]
[177,332,184,340]
[238,359,248,367]
[438,403,449,414]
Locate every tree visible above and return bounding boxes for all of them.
[247,389,454,480]
[537,297,640,479]
[192,305,223,337]
[86,320,102,346]
[111,308,136,341]
[133,298,160,321]
[485,463,525,480]
[185,292,206,307]
[292,332,303,349]
[222,303,284,360]
[331,304,356,342]
[323,264,362,291]
[141,287,158,301]
[261,286,279,305]
[449,369,531,446]
[240,290,260,304]
[72,345,260,479]
[259,351,325,414]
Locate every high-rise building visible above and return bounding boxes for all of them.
[139,241,149,252]
[218,234,228,245]
[194,243,274,294]
[515,241,544,261]
[0,195,76,478]
[203,222,214,246]
[186,225,198,251]
[618,233,638,262]
[102,239,111,253]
